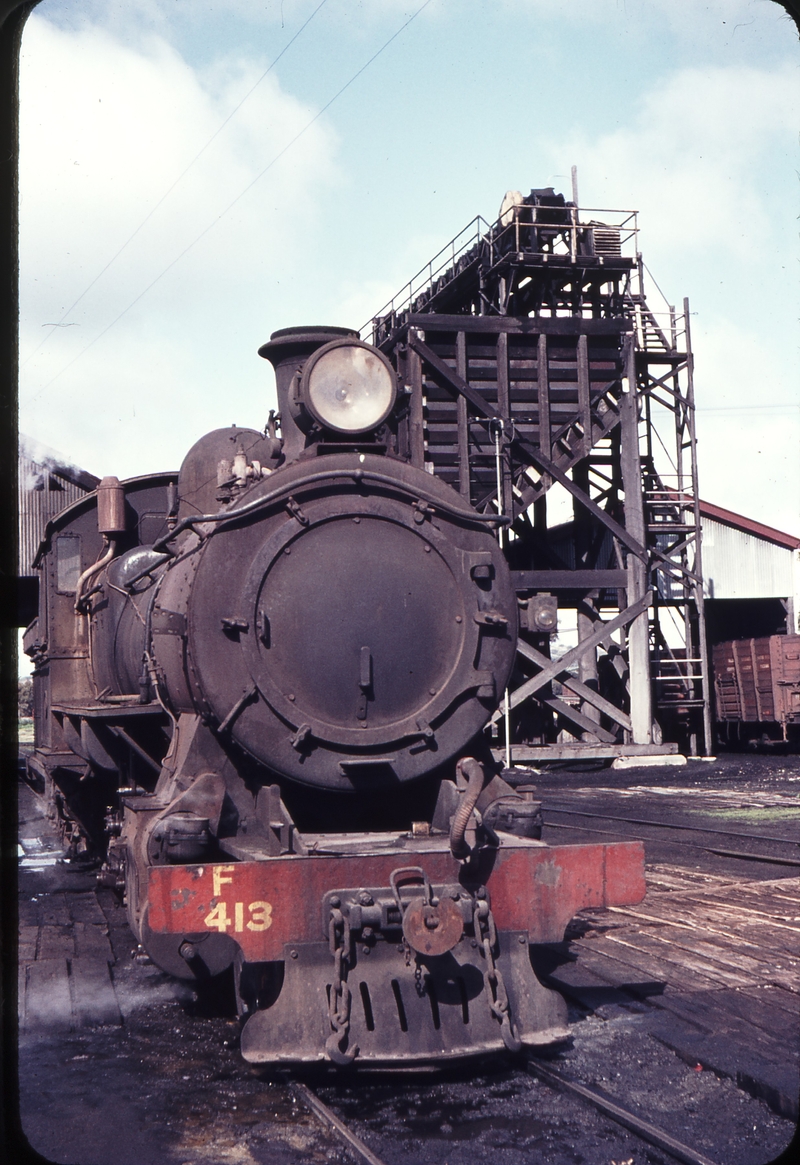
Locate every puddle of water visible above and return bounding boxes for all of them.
[18,835,66,868]
[697,807,800,821]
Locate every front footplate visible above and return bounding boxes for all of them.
[146,834,645,1065]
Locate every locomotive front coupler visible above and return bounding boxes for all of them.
[321,873,478,961]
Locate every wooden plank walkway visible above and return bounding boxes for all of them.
[18,883,124,1034]
[540,865,800,1120]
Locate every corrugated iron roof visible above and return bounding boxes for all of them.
[698,500,800,551]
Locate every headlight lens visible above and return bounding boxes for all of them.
[303,342,396,434]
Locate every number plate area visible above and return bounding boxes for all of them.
[146,836,645,962]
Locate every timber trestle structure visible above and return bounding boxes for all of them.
[364,195,712,759]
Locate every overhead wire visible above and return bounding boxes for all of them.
[25,0,433,405]
[21,0,330,370]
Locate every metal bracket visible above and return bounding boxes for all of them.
[286,495,310,526]
[221,615,249,636]
[412,500,435,524]
[290,723,312,751]
[473,610,508,627]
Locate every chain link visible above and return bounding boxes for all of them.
[401,935,429,995]
[325,907,359,1065]
[473,898,522,1052]
[323,885,521,1059]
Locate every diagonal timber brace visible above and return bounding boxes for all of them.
[407,332,499,426]
[512,437,646,562]
[491,591,652,720]
[537,695,618,743]
[515,638,632,732]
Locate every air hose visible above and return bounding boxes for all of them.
[450,757,485,861]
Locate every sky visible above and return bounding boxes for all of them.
[17,0,800,545]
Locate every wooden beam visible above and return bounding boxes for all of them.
[577,334,591,457]
[409,333,645,562]
[537,333,551,502]
[407,333,495,422]
[496,330,513,516]
[493,742,678,761]
[620,339,652,744]
[455,331,470,500]
[407,331,425,469]
[404,313,632,337]
[539,696,618,744]
[512,570,628,590]
[514,435,647,561]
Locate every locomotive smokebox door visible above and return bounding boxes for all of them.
[155,450,518,791]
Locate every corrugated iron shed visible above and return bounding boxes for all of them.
[18,435,99,627]
[699,500,800,612]
[18,436,98,576]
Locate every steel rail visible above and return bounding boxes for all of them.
[542,819,800,867]
[527,1059,721,1165]
[542,804,800,846]
[296,1064,720,1165]
[291,1081,387,1165]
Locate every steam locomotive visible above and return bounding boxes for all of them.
[25,325,644,1065]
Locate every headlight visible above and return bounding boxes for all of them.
[300,340,396,434]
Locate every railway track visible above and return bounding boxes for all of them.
[524,1060,720,1165]
[291,1081,387,1165]
[541,804,800,868]
[296,1060,725,1165]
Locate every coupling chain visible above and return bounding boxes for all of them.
[401,931,427,997]
[325,906,359,1065]
[473,898,522,1053]
[392,865,431,996]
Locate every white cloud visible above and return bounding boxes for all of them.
[541,62,799,262]
[19,6,799,540]
[19,13,340,477]
[691,315,799,533]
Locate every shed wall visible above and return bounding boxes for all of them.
[702,519,796,600]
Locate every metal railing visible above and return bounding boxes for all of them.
[361,206,641,342]
[361,215,491,341]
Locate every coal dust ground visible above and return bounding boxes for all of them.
[312,1007,794,1165]
[10,755,800,1165]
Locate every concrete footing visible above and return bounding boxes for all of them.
[611,754,688,770]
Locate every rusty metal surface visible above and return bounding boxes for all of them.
[239,930,569,1065]
[402,897,463,956]
[147,838,645,960]
[713,634,800,734]
[171,451,518,790]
